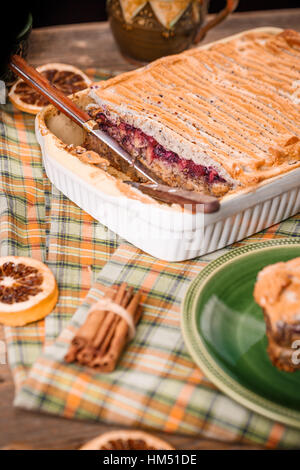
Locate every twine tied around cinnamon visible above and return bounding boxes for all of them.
[87,297,136,341]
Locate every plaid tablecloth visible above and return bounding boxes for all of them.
[1,70,300,449]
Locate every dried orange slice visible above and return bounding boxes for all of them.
[0,256,58,326]
[8,63,91,115]
[80,430,174,450]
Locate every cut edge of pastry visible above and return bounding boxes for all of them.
[37,101,163,207]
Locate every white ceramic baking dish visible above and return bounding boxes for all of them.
[36,27,300,262]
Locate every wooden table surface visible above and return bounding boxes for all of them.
[1,9,300,451]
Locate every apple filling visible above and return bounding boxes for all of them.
[86,110,231,196]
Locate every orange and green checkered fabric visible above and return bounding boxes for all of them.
[1,70,300,449]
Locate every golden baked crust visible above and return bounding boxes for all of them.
[254,257,300,372]
[91,29,300,190]
[254,258,300,326]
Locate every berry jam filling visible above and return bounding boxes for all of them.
[93,112,225,185]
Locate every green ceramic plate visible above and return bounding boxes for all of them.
[181,239,300,428]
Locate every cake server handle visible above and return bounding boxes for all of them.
[9,54,91,126]
[124,182,220,213]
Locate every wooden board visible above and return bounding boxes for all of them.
[1,9,300,450]
[27,9,300,70]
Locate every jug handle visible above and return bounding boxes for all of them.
[194,0,239,44]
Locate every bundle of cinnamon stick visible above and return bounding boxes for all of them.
[65,283,142,372]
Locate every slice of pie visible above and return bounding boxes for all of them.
[254,257,300,372]
[85,29,300,198]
